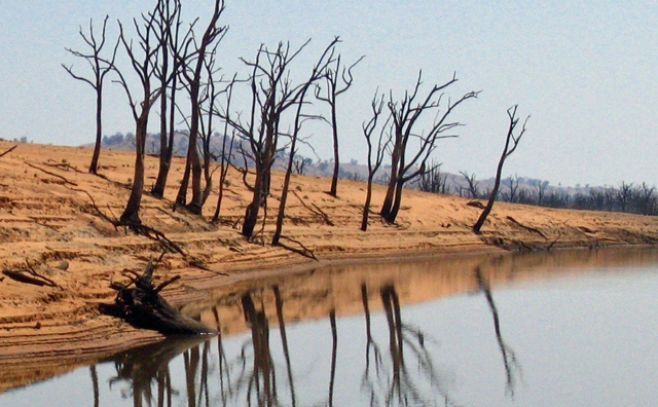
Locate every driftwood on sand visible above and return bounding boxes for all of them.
[101,260,215,335]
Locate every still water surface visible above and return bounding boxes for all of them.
[2,248,658,406]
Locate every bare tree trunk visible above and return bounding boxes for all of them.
[89,90,103,174]
[473,158,504,233]
[361,175,375,231]
[175,147,192,209]
[121,116,148,224]
[152,0,183,198]
[211,133,234,224]
[212,184,225,223]
[187,94,204,213]
[361,93,387,231]
[315,54,362,197]
[272,150,295,245]
[473,106,528,234]
[152,47,169,198]
[242,166,263,238]
[387,179,404,223]
[380,146,399,218]
[329,107,339,197]
[177,91,203,214]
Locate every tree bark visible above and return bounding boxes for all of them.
[272,139,297,245]
[473,154,505,234]
[380,148,399,219]
[329,106,339,197]
[152,46,170,198]
[89,88,103,174]
[120,115,149,224]
[473,128,512,234]
[361,175,375,231]
[387,178,404,223]
[242,165,263,238]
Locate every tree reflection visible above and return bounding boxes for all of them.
[273,285,296,407]
[101,281,462,406]
[212,306,232,405]
[108,337,204,407]
[328,309,338,406]
[476,266,522,397]
[90,365,99,407]
[359,283,456,406]
[240,292,278,406]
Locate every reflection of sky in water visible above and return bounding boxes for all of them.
[2,262,658,406]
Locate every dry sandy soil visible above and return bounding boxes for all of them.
[0,140,657,390]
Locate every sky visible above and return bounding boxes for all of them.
[0,1,656,188]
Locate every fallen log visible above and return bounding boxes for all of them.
[2,259,60,288]
[0,145,17,159]
[101,260,215,335]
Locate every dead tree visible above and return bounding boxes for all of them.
[198,50,222,207]
[459,171,479,198]
[473,106,529,234]
[637,182,656,215]
[505,175,520,203]
[173,0,227,214]
[211,78,237,224]
[380,72,478,223]
[419,161,448,194]
[361,92,388,232]
[272,39,339,245]
[293,158,307,175]
[112,7,166,225]
[315,54,364,197]
[62,15,119,175]
[103,259,212,334]
[151,0,185,198]
[220,39,336,240]
[537,180,549,205]
[617,181,633,212]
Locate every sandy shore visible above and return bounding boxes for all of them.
[0,141,657,391]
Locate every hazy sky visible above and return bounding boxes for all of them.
[0,1,656,187]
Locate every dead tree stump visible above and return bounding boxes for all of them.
[101,260,215,335]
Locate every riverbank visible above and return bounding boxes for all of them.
[1,141,657,391]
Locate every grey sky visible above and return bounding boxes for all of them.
[0,1,656,187]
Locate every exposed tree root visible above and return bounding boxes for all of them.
[506,216,548,239]
[293,190,334,226]
[101,260,215,335]
[24,161,79,186]
[118,220,187,257]
[69,185,189,258]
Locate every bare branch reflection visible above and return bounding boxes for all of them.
[476,266,523,397]
[108,337,203,407]
[273,285,296,407]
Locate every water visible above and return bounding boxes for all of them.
[2,248,658,406]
